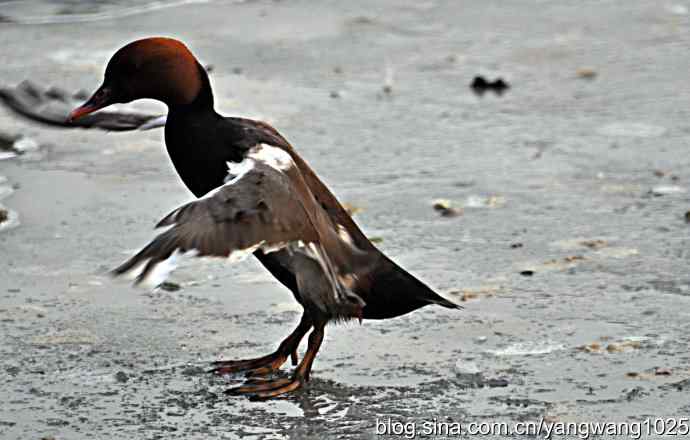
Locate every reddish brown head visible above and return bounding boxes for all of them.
[69,37,205,121]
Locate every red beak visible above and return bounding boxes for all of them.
[68,103,102,122]
[68,85,111,122]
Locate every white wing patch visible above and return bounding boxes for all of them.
[224,158,255,185]
[248,143,294,171]
[125,248,199,289]
[198,157,255,201]
[200,144,292,200]
[124,242,275,290]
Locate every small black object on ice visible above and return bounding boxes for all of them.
[470,76,510,96]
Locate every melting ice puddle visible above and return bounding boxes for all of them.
[650,185,687,196]
[312,394,350,420]
[597,122,667,138]
[464,194,505,208]
[262,400,303,418]
[0,0,225,25]
[621,335,667,346]
[454,361,481,375]
[60,367,126,385]
[48,49,115,68]
[594,247,639,259]
[231,425,287,439]
[488,341,565,356]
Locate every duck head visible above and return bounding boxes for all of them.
[69,37,206,121]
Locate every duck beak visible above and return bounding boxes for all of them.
[68,85,112,122]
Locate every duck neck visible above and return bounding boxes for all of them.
[168,62,216,117]
[163,63,229,197]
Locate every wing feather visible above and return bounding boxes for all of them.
[113,155,318,285]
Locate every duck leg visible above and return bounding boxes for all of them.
[226,321,326,399]
[211,313,311,376]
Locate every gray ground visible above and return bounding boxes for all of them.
[1,0,690,439]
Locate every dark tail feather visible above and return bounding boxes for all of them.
[427,293,463,310]
[361,256,461,320]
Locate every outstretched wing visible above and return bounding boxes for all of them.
[113,144,319,285]
[0,81,163,131]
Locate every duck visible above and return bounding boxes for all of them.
[68,37,460,399]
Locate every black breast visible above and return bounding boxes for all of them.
[164,109,247,197]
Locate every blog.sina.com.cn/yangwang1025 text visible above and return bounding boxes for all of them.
[374,417,690,439]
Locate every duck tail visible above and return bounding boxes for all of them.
[361,256,461,320]
[427,293,463,310]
